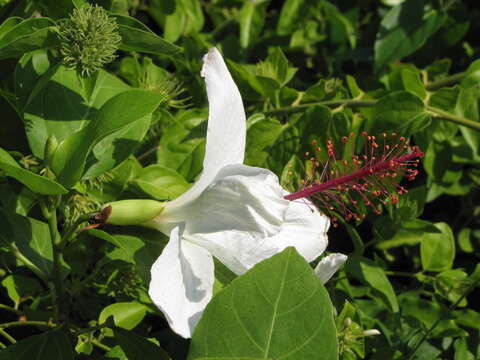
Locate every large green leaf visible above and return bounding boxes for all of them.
[189,248,338,360]
[0,93,28,153]
[83,114,152,179]
[0,147,67,195]
[19,63,130,158]
[0,17,58,59]
[374,1,444,70]
[98,227,167,284]
[0,329,74,360]
[114,14,182,55]
[113,327,171,360]
[51,90,164,187]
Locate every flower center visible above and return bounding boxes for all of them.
[284,132,424,226]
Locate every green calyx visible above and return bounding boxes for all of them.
[104,199,164,226]
[57,5,122,77]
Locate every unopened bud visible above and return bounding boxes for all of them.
[344,317,352,327]
[363,329,381,336]
[105,200,164,225]
[44,135,58,167]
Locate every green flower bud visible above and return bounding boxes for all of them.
[57,5,122,77]
[44,135,58,167]
[105,200,164,226]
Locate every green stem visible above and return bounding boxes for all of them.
[211,18,235,40]
[1,241,48,284]
[90,338,112,352]
[41,198,64,324]
[406,279,478,359]
[426,105,480,132]
[385,271,418,278]
[263,99,377,116]
[0,321,55,329]
[425,72,465,91]
[263,97,480,133]
[0,328,16,344]
[0,304,21,315]
[74,322,108,336]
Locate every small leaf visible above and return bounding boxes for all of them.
[323,1,356,48]
[114,14,182,55]
[0,147,67,195]
[163,0,204,43]
[276,0,307,35]
[131,165,190,201]
[113,327,171,360]
[99,302,148,335]
[421,222,455,272]
[156,109,207,182]
[0,329,74,360]
[239,0,269,49]
[1,274,42,304]
[0,17,58,59]
[374,1,444,70]
[245,116,299,175]
[0,211,69,278]
[346,256,399,312]
[369,91,429,136]
[189,248,338,360]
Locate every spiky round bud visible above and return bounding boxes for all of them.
[57,5,122,77]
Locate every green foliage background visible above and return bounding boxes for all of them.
[0,0,479,359]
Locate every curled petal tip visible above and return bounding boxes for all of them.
[201,47,223,78]
[314,253,348,284]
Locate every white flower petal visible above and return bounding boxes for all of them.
[166,48,246,211]
[314,253,348,284]
[269,196,329,262]
[178,164,289,274]
[148,226,214,338]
